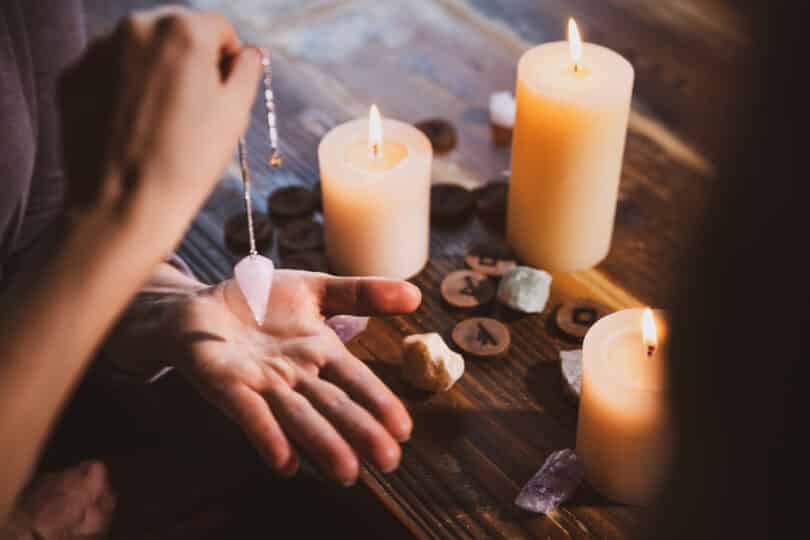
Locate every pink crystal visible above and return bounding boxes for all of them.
[515,449,584,514]
[326,315,369,343]
[234,254,275,325]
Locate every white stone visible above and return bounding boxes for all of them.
[497,266,552,313]
[401,333,465,392]
[234,254,275,325]
[560,349,583,398]
[489,91,516,128]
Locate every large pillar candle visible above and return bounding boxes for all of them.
[507,20,634,271]
[319,106,432,279]
[576,308,672,505]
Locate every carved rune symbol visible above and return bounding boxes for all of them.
[476,322,497,346]
[460,276,477,296]
[572,307,598,326]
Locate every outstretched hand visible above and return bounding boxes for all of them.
[172,271,420,485]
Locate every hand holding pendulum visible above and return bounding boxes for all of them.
[234,137,274,326]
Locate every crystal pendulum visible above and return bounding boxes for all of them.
[233,137,274,326]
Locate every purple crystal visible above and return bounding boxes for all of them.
[326,315,369,343]
[515,449,584,514]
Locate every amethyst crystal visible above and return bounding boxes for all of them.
[515,449,584,514]
[326,315,369,343]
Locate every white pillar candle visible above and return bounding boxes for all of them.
[319,106,432,279]
[507,19,634,271]
[576,308,673,505]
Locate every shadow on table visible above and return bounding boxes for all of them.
[39,362,412,539]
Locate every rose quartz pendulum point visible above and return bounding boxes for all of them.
[234,135,275,326]
[235,254,274,325]
[232,47,283,326]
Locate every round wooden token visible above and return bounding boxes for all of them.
[278,220,324,252]
[415,118,457,154]
[282,251,330,273]
[474,180,508,218]
[555,299,612,340]
[431,183,476,225]
[224,211,273,256]
[267,186,318,219]
[440,270,496,308]
[452,317,510,358]
[464,242,517,277]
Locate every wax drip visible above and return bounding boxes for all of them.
[261,48,282,168]
[237,137,257,256]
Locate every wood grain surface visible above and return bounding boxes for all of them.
[78,1,748,538]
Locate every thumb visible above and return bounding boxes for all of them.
[223,46,263,113]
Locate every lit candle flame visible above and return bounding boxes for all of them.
[368,104,383,159]
[568,18,583,72]
[642,308,657,357]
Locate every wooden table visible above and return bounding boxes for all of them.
[80,1,748,538]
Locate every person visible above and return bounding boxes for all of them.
[0,3,418,538]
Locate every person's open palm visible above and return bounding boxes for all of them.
[172,271,420,485]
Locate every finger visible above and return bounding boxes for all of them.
[197,10,242,54]
[319,277,422,317]
[222,46,262,110]
[322,349,413,443]
[296,376,401,473]
[263,383,359,485]
[219,384,299,476]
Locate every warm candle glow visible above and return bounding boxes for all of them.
[368,104,383,159]
[568,18,583,72]
[642,308,657,357]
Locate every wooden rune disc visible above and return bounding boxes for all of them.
[267,186,319,219]
[464,242,517,277]
[278,220,324,252]
[452,317,510,358]
[224,211,273,256]
[440,270,496,308]
[415,118,457,154]
[474,180,508,218]
[555,299,612,340]
[282,251,330,273]
[431,183,476,226]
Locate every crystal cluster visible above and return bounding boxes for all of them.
[515,449,584,514]
[497,266,552,313]
[326,315,369,343]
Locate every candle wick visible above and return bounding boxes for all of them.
[646,344,656,358]
[370,142,382,160]
[573,62,581,73]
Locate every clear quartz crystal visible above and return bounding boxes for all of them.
[515,449,584,514]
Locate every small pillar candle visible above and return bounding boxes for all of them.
[319,106,432,279]
[576,308,672,505]
[507,20,634,271]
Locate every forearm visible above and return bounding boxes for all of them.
[0,209,159,522]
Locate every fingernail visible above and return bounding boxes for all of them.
[342,478,356,488]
